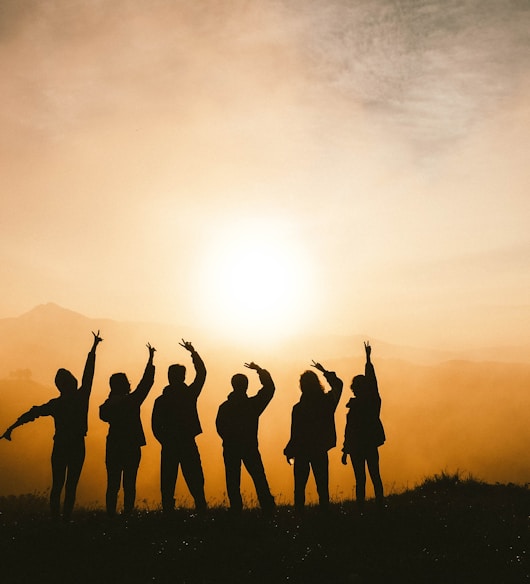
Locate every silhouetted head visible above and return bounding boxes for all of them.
[351,374,366,397]
[299,370,324,397]
[109,373,131,396]
[168,364,186,385]
[231,373,249,395]
[55,368,77,394]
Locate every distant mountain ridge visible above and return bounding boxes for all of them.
[1,303,528,375]
[15,302,94,322]
[1,303,529,502]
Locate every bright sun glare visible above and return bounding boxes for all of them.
[196,218,315,341]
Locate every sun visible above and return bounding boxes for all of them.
[195,217,315,342]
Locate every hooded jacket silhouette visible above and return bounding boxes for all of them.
[284,365,343,512]
[343,358,385,453]
[0,331,102,520]
[151,342,207,512]
[99,344,155,516]
[216,364,275,512]
[284,370,343,459]
[342,352,386,454]
[342,341,385,509]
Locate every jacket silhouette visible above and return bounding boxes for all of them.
[216,362,276,513]
[284,362,343,513]
[151,340,207,512]
[99,343,156,516]
[1,331,103,520]
[342,341,385,510]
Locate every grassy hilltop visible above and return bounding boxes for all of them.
[1,473,527,584]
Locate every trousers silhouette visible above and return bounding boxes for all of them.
[50,437,85,519]
[350,447,383,504]
[223,446,274,512]
[160,439,206,511]
[293,450,329,510]
[105,444,141,515]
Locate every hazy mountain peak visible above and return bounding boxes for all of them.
[20,302,85,319]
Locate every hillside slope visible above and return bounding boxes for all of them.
[0,474,527,584]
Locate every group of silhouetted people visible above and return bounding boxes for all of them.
[1,333,385,520]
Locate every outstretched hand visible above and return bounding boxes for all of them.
[179,339,195,353]
[244,362,262,372]
[147,342,156,357]
[310,360,326,373]
[364,340,371,358]
[92,330,103,348]
[1,429,12,441]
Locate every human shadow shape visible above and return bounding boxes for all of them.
[284,361,343,514]
[0,331,103,520]
[99,343,156,517]
[151,339,207,512]
[216,362,276,514]
[341,341,385,511]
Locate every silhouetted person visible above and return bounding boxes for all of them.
[216,362,276,514]
[151,339,207,513]
[284,361,343,514]
[99,343,156,517]
[0,331,103,520]
[341,341,385,511]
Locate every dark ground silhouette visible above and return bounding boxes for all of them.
[0,473,527,584]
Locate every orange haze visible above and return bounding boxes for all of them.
[0,304,528,509]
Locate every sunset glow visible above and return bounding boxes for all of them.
[0,1,528,351]
[195,217,315,340]
[1,1,529,508]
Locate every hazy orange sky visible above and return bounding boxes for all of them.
[2,0,529,351]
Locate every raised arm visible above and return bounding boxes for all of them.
[363,341,378,396]
[130,343,156,405]
[180,339,206,397]
[245,362,275,412]
[80,330,103,396]
[311,360,343,406]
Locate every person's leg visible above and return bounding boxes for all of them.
[105,442,123,517]
[312,451,330,510]
[366,446,384,503]
[351,451,367,511]
[160,444,178,513]
[63,438,86,520]
[243,448,275,512]
[50,442,67,520]
[123,446,142,515]
[293,455,310,513]
[223,447,243,512]
[180,439,207,511]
